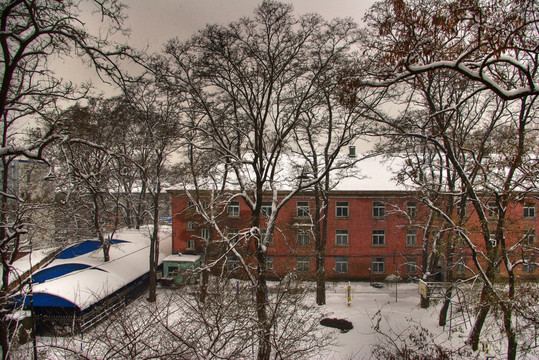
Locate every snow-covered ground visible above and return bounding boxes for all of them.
[322,282,458,359]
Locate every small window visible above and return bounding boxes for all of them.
[372,257,385,274]
[335,229,349,246]
[261,229,273,246]
[407,201,417,218]
[266,256,274,272]
[297,257,310,272]
[201,228,210,241]
[523,259,535,273]
[168,265,180,277]
[186,239,195,250]
[227,228,240,240]
[373,201,385,218]
[261,201,272,216]
[297,230,310,246]
[348,146,356,158]
[525,229,535,245]
[187,221,195,231]
[524,203,536,218]
[227,255,239,271]
[336,201,349,218]
[297,201,310,217]
[456,257,466,275]
[372,229,385,246]
[406,230,417,246]
[335,257,348,273]
[487,202,497,218]
[228,201,240,217]
[405,257,417,275]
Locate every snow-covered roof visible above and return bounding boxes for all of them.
[167,154,412,193]
[23,226,172,311]
[163,254,201,263]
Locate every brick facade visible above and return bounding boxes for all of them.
[169,189,538,281]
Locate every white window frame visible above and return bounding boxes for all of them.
[336,201,349,218]
[297,230,310,246]
[201,228,210,241]
[266,256,274,272]
[373,201,385,218]
[297,201,310,218]
[406,230,417,246]
[372,229,385,246]
[186,239,195,250]
[261,201,272,217]
[228,201,240,217]
[335,257,348,273]
[524,203,536,218]
[187,221,195,231]
[372,257,385,274]
[297,257,310,272]
[335,229,349,246]
[407,201,417,218]
[405,257,417,275]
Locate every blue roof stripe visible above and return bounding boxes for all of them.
[32,264,105,284]
[56,239,128,259]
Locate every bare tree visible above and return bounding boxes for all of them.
[350,1,539,358]
[0,1,130,358]
[159,1,361,358]
[121,79,182,303]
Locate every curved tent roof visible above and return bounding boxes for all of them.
[21,227,172,311]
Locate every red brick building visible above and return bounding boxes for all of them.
[168,187,538,281]
[168,157,538,281]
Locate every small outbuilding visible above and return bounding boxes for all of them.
[161,254,201,286]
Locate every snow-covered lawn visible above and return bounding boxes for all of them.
[322,281,460,359]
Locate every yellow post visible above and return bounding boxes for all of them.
[346,282,353,306]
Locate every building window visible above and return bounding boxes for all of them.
[168,265,180,277]
[373,201,385,218]
[335,229,349,246]
[372,230,385,246]
[348,145,356,157]
[228,201,240,217]
[227,228,240,240]
[187,221,195,231]
[186,239,195,250]
[523,258,535,273]
[456,257,466,275]
[407,201,417,218]
[335,257,348,273]
[261,229,273,246]
[266,256,274,272]
[336,201,349,218]
[297,257,310,272]
[406,230,417,246]
[405,257,417,275]
[297,201,310,218]
[297,230,310,246]
[524,203,536,218]
[261,201,272,217]
[487,202,497,218]
[201,228,210,241]
[525,229,535,245]
[227,255,239,271]
[372,257,385,274]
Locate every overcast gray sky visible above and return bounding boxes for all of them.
[55,0,375,91]
[124,0,374,51]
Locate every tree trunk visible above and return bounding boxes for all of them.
[468,285,491,351]
[0,314,9,360]
[438,285,452,326]
[147,188,160,303]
